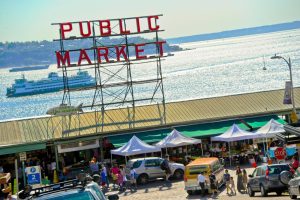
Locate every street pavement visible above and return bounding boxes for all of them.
[116,166,293,200]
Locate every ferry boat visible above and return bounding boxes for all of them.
[6,70,95,97]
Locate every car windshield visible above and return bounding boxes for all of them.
[126,160,142,169]
[36,190,95,200]
[188,165,208,175]
[268,165,290,174]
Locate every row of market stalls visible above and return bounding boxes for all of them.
[110,118,288,166]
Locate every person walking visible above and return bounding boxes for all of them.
[230,177,236,195]
[223,169,231,195]
[242,169,248,193]
[130,167,137,190]
[197,172,206,197]
[209,172,218,196]
[110,163,120,189]
[236,166,244,192]
[291,156,299,170]
[101,164,109,188]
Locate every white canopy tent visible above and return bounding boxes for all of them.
[255,118,285,138]
[156,129,203,156]
[211,124,263,165]
[110,135,161,163]
[255,118,285,154]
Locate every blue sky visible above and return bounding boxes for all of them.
[0,0,300,42]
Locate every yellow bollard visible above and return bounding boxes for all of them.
[13,178,18,195]
[53,170,59,183]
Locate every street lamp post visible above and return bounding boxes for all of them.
[271,54,297,123]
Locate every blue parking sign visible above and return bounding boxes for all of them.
[28,173,41,185]
[26,166,41,185]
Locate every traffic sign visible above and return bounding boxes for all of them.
[274,147,286,160]
[26,166,41,185]
[19,152,26,162]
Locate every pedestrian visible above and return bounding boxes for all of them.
[291,156,299,170]
[230,177,236,195]
[236,166,244,192]
[223,169,231,195]
[130,167,137,190]
[160,158,171,181]
[100,169,107,188]
[209,172,218,196]
[197,172,206,196]
[110,164,120,188]
[89,157,99,175]
[242,169,248,193]
[101,164,109,188]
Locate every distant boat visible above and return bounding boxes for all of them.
[6,69,95,97]
[9,65,49,72]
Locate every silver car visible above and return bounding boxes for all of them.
[288,167,300,199]
[125,157,185,184]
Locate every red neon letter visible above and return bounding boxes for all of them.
[97,47,109,63]
[79,21,92,37]
[136,17,141,33]
[115,46,128,61]
[135,43,147,60]
[56,51,70,67]
[78,49,92,66]
[156,41,166,56]
[119,19,130,35]
[99,20,111,36]
[60,23,72,39]
[147,16,160,31]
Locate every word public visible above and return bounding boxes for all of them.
[54,15,166,68]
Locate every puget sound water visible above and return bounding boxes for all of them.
[0,29,300,121]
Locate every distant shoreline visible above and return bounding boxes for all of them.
[167,21,300,44]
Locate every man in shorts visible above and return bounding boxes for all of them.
[223,169,231,195]
[130,167,137,190]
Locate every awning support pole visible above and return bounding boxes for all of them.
[229,142,232,167]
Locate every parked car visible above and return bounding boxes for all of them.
[288,167,300,199]
[184,157,224,195]
[247,164,293,197]
[18,173,119,200]
[125,157,185,184]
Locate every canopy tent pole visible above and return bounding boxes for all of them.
[110,153,112,166]
[186,145,188,156]
[229,142,232,166]
[201,142,204,156]
[125,155,127,164]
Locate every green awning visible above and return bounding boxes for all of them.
[108,115,286,147]
[0,142,46,156]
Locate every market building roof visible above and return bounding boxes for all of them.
[0,87,299,152]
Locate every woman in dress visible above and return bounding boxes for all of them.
[236,166,244,193]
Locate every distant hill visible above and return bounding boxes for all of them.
[0,37,182,68]
[167,21,300,44]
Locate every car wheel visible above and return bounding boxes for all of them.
[187,190,193,195]
[173,169,184,180]
[137,174,149,185]
[248,186,255,197]
[260,185,268,197]
[289,188,297,199]
[279,171,293,185]
[276,191,282,196]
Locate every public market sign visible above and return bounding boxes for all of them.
[53,15,166,68]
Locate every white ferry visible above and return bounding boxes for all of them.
[6,70,95,97]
